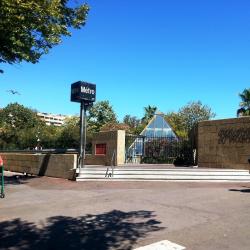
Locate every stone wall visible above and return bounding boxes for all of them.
[198,117,250,170]
[0,130,126,179]
[1,153,77,180]
[85,154,106,166]
[89,130,125,166]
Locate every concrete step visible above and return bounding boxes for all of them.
[79,169,250,176]
[76,167,250,182]
[77,167,250,172]
[77,174,250,180]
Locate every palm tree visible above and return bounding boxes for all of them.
[237,88,250,117]
[142,105,157,123]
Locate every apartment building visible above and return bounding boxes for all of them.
[37,112,68,126]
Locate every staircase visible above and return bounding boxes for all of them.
[76,167,250,182]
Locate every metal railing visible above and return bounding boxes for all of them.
[105,150,116,178]
[0,165,4,198]
[125,135,194,165]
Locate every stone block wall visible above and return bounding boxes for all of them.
[1,153,77,179]
[0,130,126,179]
[88,130,125,166]
[198,117,250,170]
[85,154,106,165]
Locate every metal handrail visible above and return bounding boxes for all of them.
[111,150,116,177]
[105,150,116,178]
[0,165,4,198]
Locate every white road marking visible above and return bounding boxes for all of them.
[134,240,186,250]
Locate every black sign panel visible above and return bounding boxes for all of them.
[71,81,96,103]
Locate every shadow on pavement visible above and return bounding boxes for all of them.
[0,210,163,250]
[229,188,250,193]
[3,175,37,185]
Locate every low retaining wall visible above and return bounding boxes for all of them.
[1,153,77,180]
[198,117,250,170]
[0,130,126,179]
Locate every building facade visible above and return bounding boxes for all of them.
[37,112,68,126]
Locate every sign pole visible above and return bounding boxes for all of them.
[79,103,89,169]
[79,101,85,169]
[71,81,96,172]
[83,103,87,162]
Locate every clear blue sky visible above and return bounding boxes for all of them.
[0,0,250,121]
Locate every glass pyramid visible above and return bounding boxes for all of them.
[126,113,178,159]
[141,112,178,138]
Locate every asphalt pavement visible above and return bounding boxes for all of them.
[1,171,250,250]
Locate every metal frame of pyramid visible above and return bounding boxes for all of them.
[126,112,179,161]
[140,112,179,139]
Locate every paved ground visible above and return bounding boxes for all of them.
[0,171,250,250]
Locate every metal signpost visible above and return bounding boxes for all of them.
[71,81,96,169]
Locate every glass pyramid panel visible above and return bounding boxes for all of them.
[141,113,178,139]
[126,113,178,158]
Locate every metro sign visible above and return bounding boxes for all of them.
[71,81,96,103]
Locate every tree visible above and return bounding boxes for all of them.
[237,88,250,117]
[165,101,215,139]
[165,112,187,139]
[0,102,41,129]
[178,101,215,132]
[40,125,61,149]
[123,115,143,134]
[179,101,215,132]
[88,101,117,133]
[141,105,157,124]
[123,115,140,129]
[0,0,89,70]
[0,103,44,149]
[56,116,80,148]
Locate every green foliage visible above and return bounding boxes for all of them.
[88,101,117,133]
[0,103,44,149]
[0,100,215,150]
[141,138,194,165]
[179,101,215,132]
[0,102,40,129]
[0,0,89,66]
[56,116,80,148]
[55,116,91,151]
[165,112,187,139]
[142,139,179,164]
[64,116,80,127]
[165,101,215,139]
[40,125,61,149]
[17,127,38,149]
[123,115,140,129]
[0,103,65,149]
[0,101,118,150]
[141,105,157,124]
[237,88,250,117]
[123,115,143,134]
